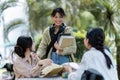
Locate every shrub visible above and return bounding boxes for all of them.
[74,37,86,62]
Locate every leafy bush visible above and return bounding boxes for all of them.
[74,37,86,62]
[35,35,42,51]
[73,30,86,62]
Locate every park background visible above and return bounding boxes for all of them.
[0,0,120,79]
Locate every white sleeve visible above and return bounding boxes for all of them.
[68,52,91,80]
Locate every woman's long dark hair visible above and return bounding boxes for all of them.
[86,28,113,69]
[14,36,33,58]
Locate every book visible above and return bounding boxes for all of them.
[40,63,63,77]
[58,35,74,48]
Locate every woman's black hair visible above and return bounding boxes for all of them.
[86,28,113,69]
[14,36,33,58]
[51,7,66,17]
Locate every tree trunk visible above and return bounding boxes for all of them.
[115,36,120,80]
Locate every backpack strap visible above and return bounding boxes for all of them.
[81,69,104,80]
[45,23,66,58]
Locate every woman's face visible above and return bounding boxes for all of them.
[31,42,35,52]
[52,12,64,27]
[84,38,90,49]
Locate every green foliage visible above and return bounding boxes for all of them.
[79,11,97,30]
[73,30,86,62]
[26,0,55,33]
[35,34,42,51]
[73,30,86,38]
[74,37,86,62]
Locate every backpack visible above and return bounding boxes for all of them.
[81,69,104,80]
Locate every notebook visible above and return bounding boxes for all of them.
[58,35,74,48]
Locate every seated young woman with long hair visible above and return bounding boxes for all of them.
[64,28,118,80]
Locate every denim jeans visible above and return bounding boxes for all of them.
[51,52,70,65]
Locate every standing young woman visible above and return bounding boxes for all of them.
[13,36,53,79]
[64,28,118,80]
[37,7,76,65]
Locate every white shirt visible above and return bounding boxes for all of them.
[68,47,118,80]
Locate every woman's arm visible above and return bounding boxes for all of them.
[68,52,93,80]
[56,26,77,55]
[31,58,53,77]
[13,58,53,78]
[36,27,50,58]
[13,60,42,78]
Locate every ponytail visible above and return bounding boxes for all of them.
[13,36,33,58]
[14,45,25,58]
[87,28,113,69]
[96,46,113,69]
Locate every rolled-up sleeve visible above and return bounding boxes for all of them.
[68,53,89,80]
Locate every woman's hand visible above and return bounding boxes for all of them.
[63,65,72,73]
[54,42,63,54]
[38,59,53,67]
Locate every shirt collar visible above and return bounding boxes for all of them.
[90,47,96,50]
